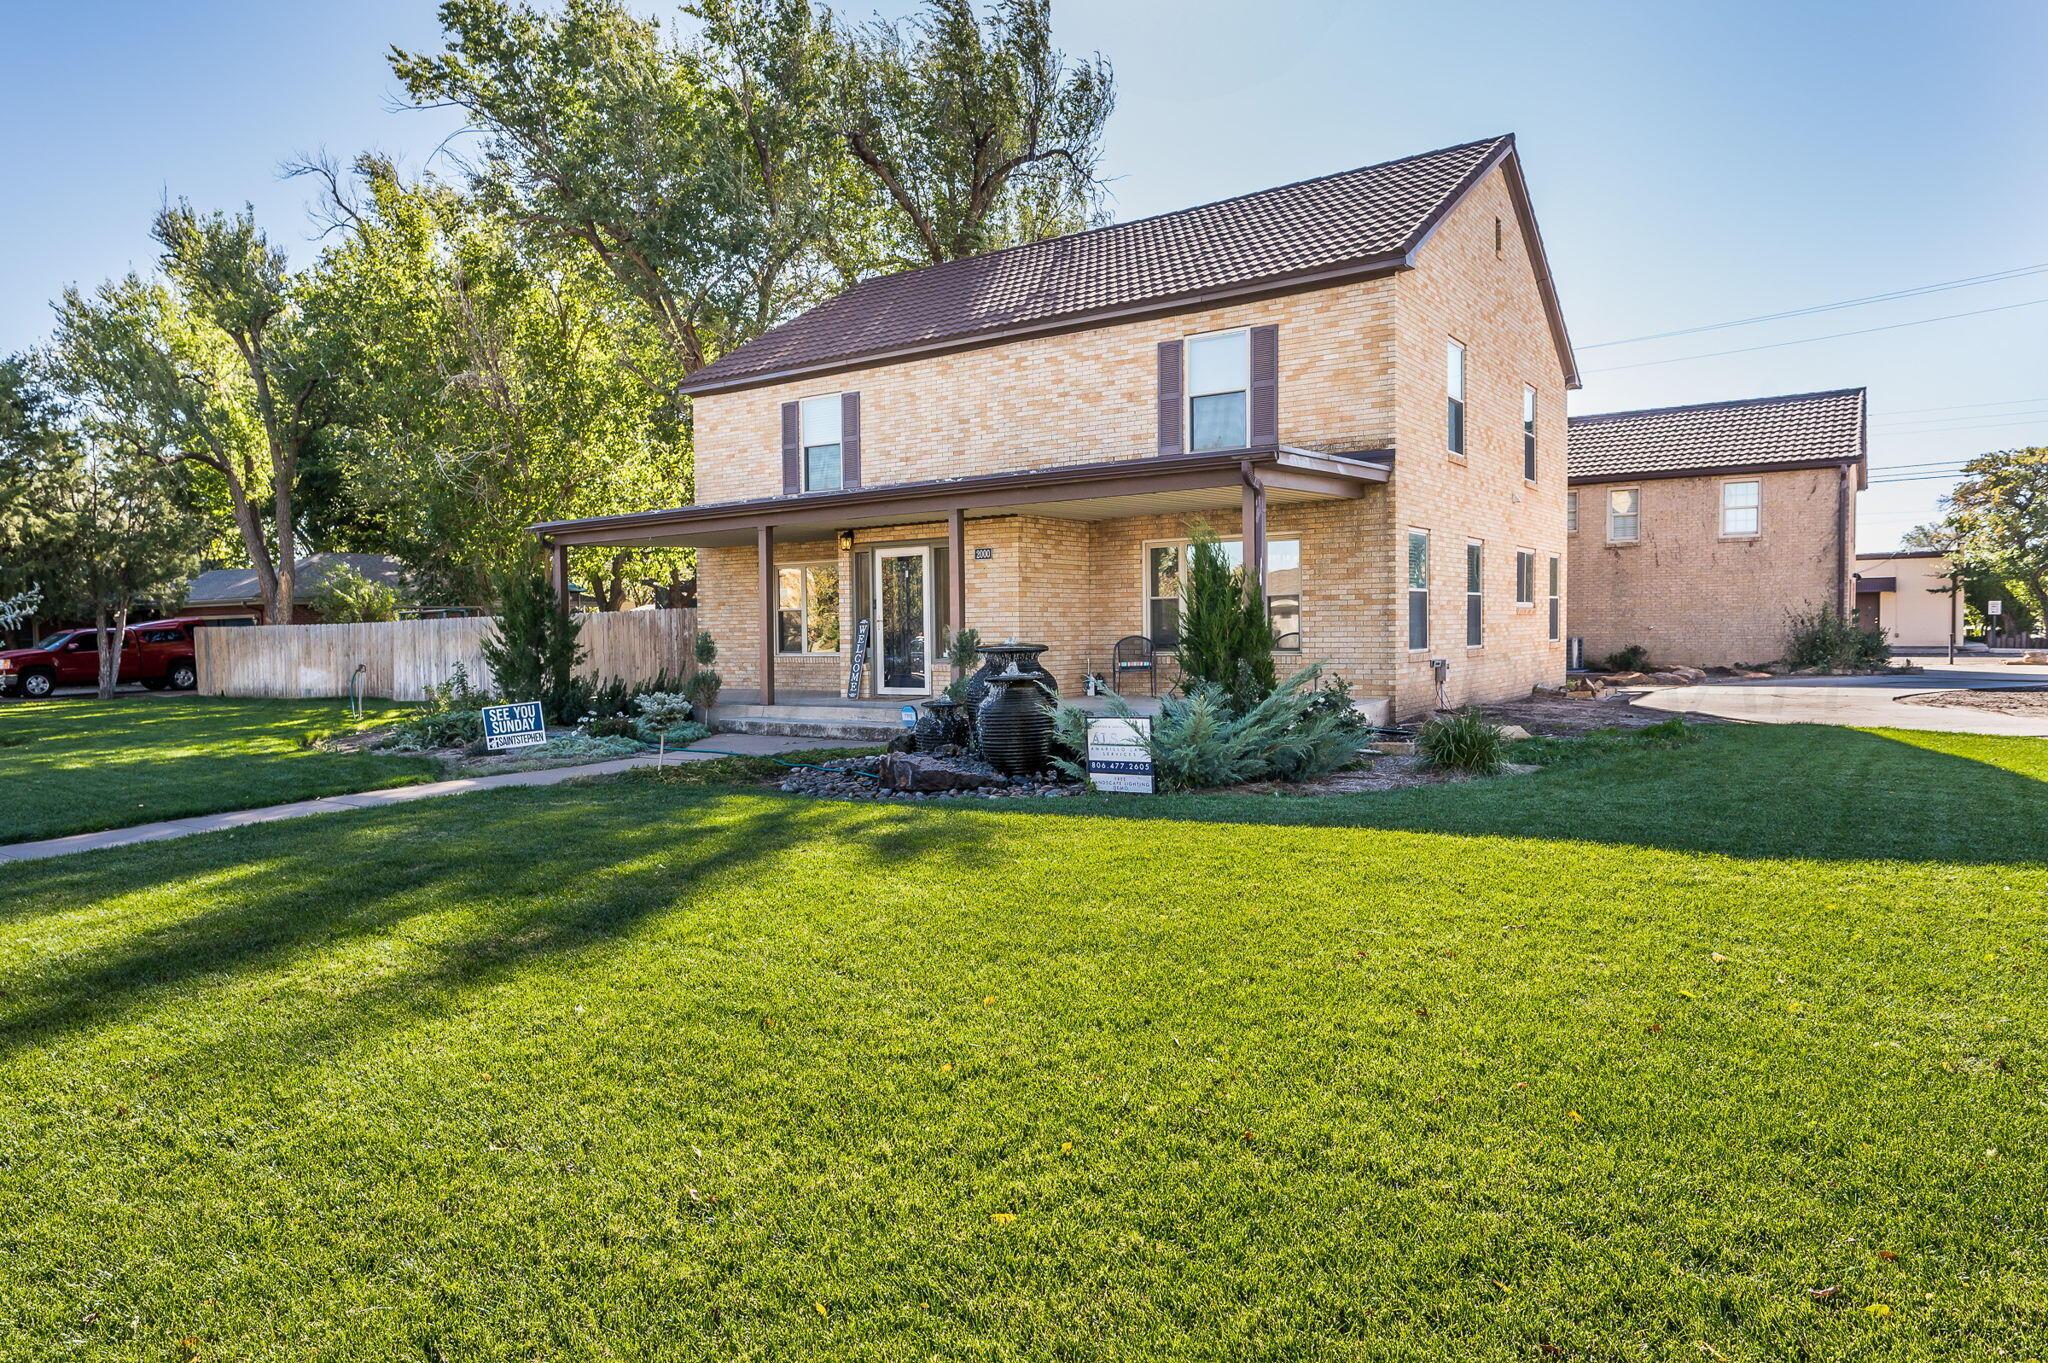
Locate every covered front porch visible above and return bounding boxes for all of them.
[532,445,1390,709]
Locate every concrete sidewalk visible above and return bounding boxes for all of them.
[0,732,847,865]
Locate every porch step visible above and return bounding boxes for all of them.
[710,701,906,743]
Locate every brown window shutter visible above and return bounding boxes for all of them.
[1249,325,1279,446]
[840,391,862,488]
[780,401,800,494]
[1156,340,1183,456]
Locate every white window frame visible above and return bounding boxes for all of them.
[1445,338,1467,457]
[1184,328,1251,453]
[1720,478,1761,539]
[1407,529,1430,652]
[1522,385,1538,482]
[1515,549,1537,607]
[775,561,842,656]
[1465,539,1484,649]
[1140,534,1302,650]
[1607,487,1640,544]
[800,393,843,492]
[1547,555,1562,641]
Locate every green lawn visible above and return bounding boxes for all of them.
[0,725,2042,1360]
[0,695,441,844]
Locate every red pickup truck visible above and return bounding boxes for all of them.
[0,617,204,698]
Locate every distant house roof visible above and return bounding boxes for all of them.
[184,552,405,607]
[1567,388,1868,487]
[679,134,1579,396]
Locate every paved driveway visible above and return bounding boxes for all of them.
[1629,660,2048,736]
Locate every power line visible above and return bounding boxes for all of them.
[1583,296,2048,374]
[1578,263,2048,349]
[1877,394,2048,416]
[1875,409,2048,429]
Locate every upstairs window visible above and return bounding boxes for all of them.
[800,394,843,492]
[1445,339,1466,455]
[1607,488,1640,543]
[1522,385,1538,481]
[1566,491,1579,533]
[1721,479,1760,537]
[1185,330,1250,452]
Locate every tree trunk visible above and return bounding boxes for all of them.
[95,605,128,700]
[272,477,297,623]
[220,472,282,621]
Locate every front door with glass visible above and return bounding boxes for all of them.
[874,547,932,695]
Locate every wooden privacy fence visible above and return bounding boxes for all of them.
[196,609,697,701]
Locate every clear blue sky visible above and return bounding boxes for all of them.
[5,0,2044,547]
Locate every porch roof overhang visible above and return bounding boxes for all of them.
[532,446,1391,548]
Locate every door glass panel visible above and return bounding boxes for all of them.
[879,553,927,691]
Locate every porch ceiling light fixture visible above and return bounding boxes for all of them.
[837,529,856,551]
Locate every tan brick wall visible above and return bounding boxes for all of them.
[1567,468,1852,667]
[1387,166,1571,717]
[691,280,1397,502]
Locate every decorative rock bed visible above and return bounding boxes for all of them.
[778,749,1082,801]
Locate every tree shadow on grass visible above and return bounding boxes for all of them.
[1037,724,2048,869]
[0,784,996,1065]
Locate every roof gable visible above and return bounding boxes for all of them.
[1567,388,1868,485]
[681,134,1576,396]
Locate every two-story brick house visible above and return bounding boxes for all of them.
[535,134,1579,722]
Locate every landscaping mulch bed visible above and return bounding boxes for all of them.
[1900,686,2048,715]
[1477,693,1702,737]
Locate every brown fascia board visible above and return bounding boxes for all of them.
[1856,548,1948,560]
[674,252,1417,398]
[533,446,1391,545]
[1567,456,1865,487]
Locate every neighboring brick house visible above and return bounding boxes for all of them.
[537,134,1579,721]
[1565,389,1868,668]
[181,553,408,625]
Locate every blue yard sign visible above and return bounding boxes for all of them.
[481,700,548,752]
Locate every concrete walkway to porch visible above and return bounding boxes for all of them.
[0,732,855,866]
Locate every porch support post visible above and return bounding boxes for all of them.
[947,507,966,675]
[1240,461,1267,600]
[547,539,570,619]
[757,524,776,706]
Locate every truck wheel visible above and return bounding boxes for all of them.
[21,671,54,698]
[168,661,198,691]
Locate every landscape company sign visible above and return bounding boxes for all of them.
[1085,715,1154,794]
[480,700,547,752]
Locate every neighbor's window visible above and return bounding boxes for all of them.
[1465,540,1484,647]
[800,394,843,492]
[1607,487,1640,543]
[1522,385,1538,481]
[1721,479,1760,537]
[776,563,841,654]
[1445,339,1466,455]
[1566,490,1579,534]
[1147,536,1301,648]
[1515,550,1536,606]
[1407,530,1430,651]
[1547,555,1561,641]
[1185,330,1250,452]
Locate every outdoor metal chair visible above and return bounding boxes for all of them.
[1111,634,1157,696]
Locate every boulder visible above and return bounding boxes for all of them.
[876,752,996,793]
[1495,724,1533,741]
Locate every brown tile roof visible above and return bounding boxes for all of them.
[682,135,1576,395]
[1567,388,1868,485]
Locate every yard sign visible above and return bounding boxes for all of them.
[480,700,547,751]
[846,617,871,698]
[1086,716,1154,794]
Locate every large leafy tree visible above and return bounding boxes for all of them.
[391,0,846,378]
[837,0,1115,268]
[47,204,332,622]
[1936,447,2048,627]
[298,156,691,608]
